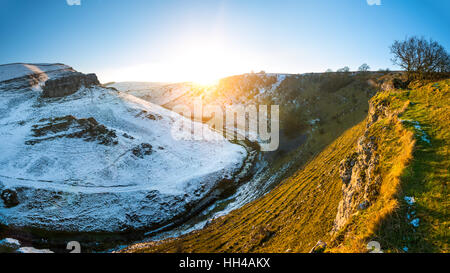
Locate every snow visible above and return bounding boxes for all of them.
[108,82,192,106]
[0,237,53,253]
[407,210,417,220]
[413,124,431,144]
[0,238,20,247]
[0,63,72,82]
[17,247,54,253]
[404,196,419,228]
[0,64,247,232]
[410,218,420,228]
[404,196,416,205]
[309,118,321,125]
[400,119,431,144]
[272,74,286,91]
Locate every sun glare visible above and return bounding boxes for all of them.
[171,42,234,85]
[100,39,256,84]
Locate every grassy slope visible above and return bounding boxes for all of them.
[123,79,448,253]
[375,80,449,252]
[330,79,449,253]
[123,122,365,253]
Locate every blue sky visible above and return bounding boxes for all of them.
[0,0,449,83]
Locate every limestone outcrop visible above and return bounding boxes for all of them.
[42,72,99,97]
[333,99,391,232]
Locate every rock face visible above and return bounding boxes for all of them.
[334,135,380,231]
[333,100,388,232]
[42,72,99,98]
[378,74,410,91]
[366,98,390,129]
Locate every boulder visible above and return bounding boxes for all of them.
[132,143,153,158]
[1,189,19,208]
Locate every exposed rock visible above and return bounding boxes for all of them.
[26,115,118,146]
[135,110,162,121]
[332,96,398,232]
[122,133,135,140]
[366,100,390,128]
[131,143,153,158]
[339,152,357,184]
[333,134,380,231]
[380,75,409,91]
[1,189,19,208]
[42,72,99,98]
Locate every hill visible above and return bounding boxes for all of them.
[0,63,247,235]
[121,78,449,253]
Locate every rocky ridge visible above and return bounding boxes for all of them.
[333,98,395,231]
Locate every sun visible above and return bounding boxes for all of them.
[172,42,230,85]
[99,39,255,84]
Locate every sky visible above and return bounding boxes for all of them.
[0,0,449,83]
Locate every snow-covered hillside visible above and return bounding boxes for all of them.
[0,64,246,232]
[108,82,192,106]
[110,74,289,146]
[109,74,289,107]
[0,63,73,82]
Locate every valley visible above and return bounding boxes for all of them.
[0,63,447,254]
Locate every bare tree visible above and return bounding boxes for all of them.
[358,63,370,72]
[336,66,350,73]
[390,36,450,80]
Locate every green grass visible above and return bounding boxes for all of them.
[329,79,449,253]
[375,80,449,252]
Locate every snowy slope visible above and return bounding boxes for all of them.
[108,82,192,106]
[0,63,76,92]
[111,74,289,146]
[0,64,246,232]
[0,63,73,82]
